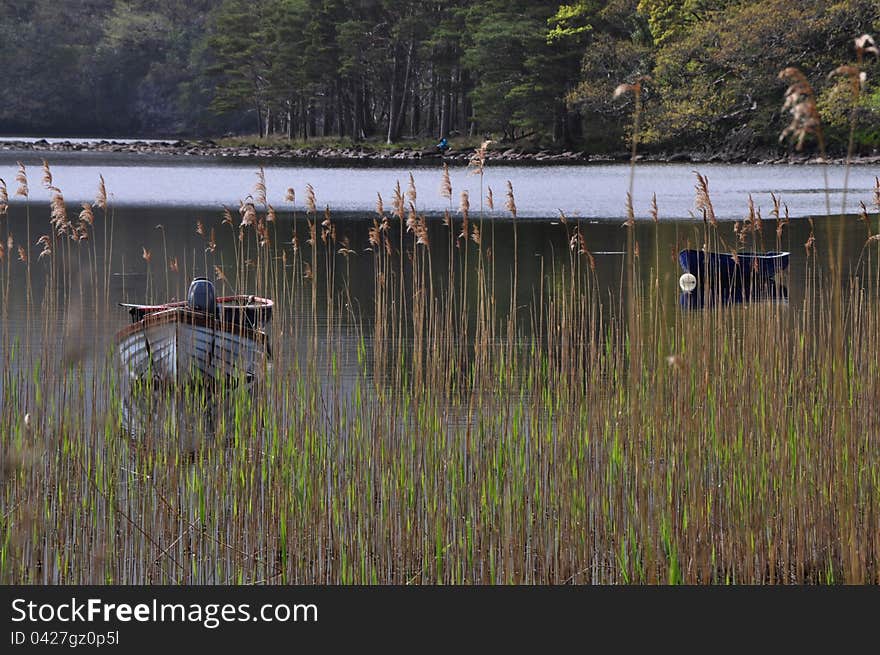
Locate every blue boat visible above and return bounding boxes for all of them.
[678,249,789,287]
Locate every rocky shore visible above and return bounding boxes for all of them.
[2,138,880,166]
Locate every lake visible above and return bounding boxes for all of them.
[0,148,875,341]
[0,149,877,219]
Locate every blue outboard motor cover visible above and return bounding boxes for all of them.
[187,277,217,315]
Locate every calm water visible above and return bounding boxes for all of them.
[0,150,877,219]
[0,148,876,347]
[1,149,877,443]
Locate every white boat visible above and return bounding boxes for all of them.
[116,278,273,386]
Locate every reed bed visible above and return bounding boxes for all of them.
[1,161,880,585]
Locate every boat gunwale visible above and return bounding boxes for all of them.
[115,306,268,345]
[119,294,274,314]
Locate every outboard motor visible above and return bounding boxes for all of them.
[187,277,217,315]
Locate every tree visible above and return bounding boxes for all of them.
[204,0,276,137]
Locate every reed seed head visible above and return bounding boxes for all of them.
[778,67,823,151]
[78,202,94,227]
[830,64,864,94]
[468,140,492,176]
[415,215,429,247]
[368,219,381,248]
[440,164,452,200]
[96,175,107,210]
[624,193,635,228]
[392,181,404,221]
[406,203,417,233]
[305,184,317,214]
[239,200,257,227]
[805,218,816,255]
[613,75,650,100]
[36,235,51,260]
[459,191,470,240]
[693,171,717,226]
[855,34,879,58]
[14,162,28,198]
[407,173,417,205]
[254,167,267,207]
[50,189,69,237]
[41,160,52,189]
[505,181,517,218]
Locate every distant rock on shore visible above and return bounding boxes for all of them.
[1,138,878,167]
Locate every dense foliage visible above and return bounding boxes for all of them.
[0,0,878,153]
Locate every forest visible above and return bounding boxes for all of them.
[0,0,878,155]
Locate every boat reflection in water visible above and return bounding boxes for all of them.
[120,383,232,451]
[679,278,788,310]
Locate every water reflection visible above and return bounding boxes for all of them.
[679,279,789,310]
[120,381,235,452]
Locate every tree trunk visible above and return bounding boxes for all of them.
[254,101,263,139]
[386,49,399,144]
[353,79,363,140]
[439,81,449,139]
[427,64,436,138]
[392,40,414,140]
[363,79,375,137]
[451,67,461,134]
[411,90,420,136]
[287,99,293,140]
[337,78,345,138]
[461,69,474,136]
[322,98,330,137]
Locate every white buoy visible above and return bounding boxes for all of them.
[679,273,697,292]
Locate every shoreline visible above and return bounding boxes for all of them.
[2,138,880,167]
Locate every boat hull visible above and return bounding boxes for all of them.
[116,308,270,386]
[678,249,789,286]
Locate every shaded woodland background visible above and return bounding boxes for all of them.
[1,0,878,154]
